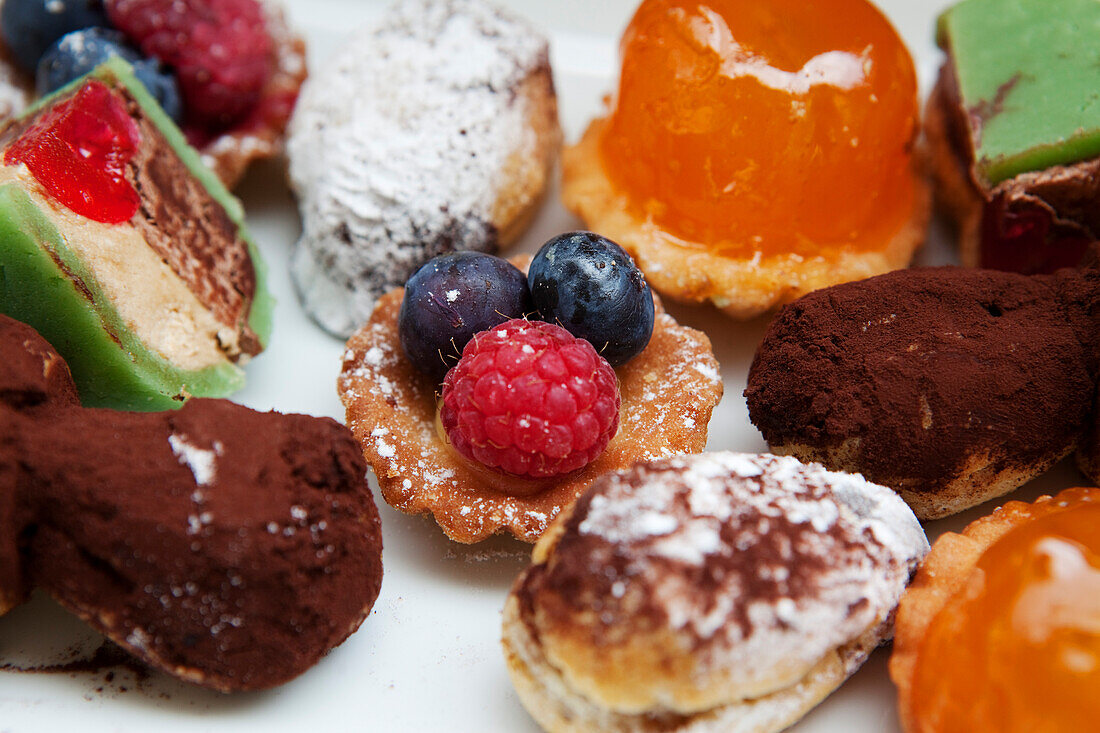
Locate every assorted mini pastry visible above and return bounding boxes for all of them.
[339,232,722,543]
[0,314,384,691]
[288,0,560,337]
[503,452,929,733]
[746,265,1100,519]
[561,0,929,319]
[927,0,1100,274]
[891,487,1099,732]
[0,58,273,410]
[0,0,307,187]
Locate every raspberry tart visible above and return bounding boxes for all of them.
[338,237,722,543]
[0,0,306,188]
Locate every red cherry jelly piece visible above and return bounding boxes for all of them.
[5,80,141,225]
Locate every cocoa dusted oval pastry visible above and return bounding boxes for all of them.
[288,0,560,337]
[746,266,1100,519]
[0,315,384,691]
[502,452,928,733]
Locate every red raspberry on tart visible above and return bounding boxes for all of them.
[440,319,621,481]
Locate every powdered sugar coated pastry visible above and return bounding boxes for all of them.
[288,0,560,337]
[503,452,929,733]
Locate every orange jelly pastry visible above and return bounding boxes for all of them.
[562,0,930,318]
[891,487,1100,733]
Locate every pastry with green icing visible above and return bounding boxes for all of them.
[0,58,273,410]
[928,0,1100,273]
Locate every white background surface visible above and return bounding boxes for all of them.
[0,1,1082,731]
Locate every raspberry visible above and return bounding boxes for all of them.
[106,0,273,129]
[440,319,620,479]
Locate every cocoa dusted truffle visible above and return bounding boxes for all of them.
[0,315,383,691]
[745,266,1100,519]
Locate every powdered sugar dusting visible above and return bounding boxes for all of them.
[168,434,223,487]
[569,452,928,685]
[288,0,551,336]
[338,281,722,543]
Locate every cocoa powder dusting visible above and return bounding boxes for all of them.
[746,267,1098,495]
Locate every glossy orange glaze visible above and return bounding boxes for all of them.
[599,0,919,257]
[911,489,1100,732]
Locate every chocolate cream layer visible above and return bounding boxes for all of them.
[0,83,261,365]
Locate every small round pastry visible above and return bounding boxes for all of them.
[288,0,560,337]
[503,452,929,733]
[891,487,1100,732]
[562,0,929,319]
[337,259,722,543]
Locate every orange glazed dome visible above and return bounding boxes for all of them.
[908,488,1100,732]
[599,0,919,257]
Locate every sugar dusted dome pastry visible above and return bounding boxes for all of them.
[503,452,929,732]
[288,0,560,337]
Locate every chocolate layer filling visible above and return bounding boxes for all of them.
[932,59,1095,274]
[0,84,260,358]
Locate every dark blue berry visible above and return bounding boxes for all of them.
[1,0,108,74]
[399,252,533,383]
[132,57,182,123]
[528,232,654,367]
[35,28,182,123]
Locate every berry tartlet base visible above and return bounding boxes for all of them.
[0,0,306,190]
[338,262,722,543]
[561,118,931,320]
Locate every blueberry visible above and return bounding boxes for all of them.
[528,232,654,367]
[399,252,533,383]
[132,57,182,123]
[36,28,182,123]
[1,0,108,74]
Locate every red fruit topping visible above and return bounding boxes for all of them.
[5,80,141,225]
[106,0,273,130]
[440,319,621,479]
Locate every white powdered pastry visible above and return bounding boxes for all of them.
[502,452,930,732]
[575,452,929,688]
[0,52,30,121]
[288,0,553,336]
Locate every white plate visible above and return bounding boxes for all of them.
[0,1,1082,731]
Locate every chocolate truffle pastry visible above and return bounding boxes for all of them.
[928,0,1100,274]
[745,266,1100,519]
[338,259,722,543]
[288,0,560,337]
[0,0,307,190]
[502,452,929,733]
[890,487,1100,732]
[0,315,384,691]
[0,58,273,410]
